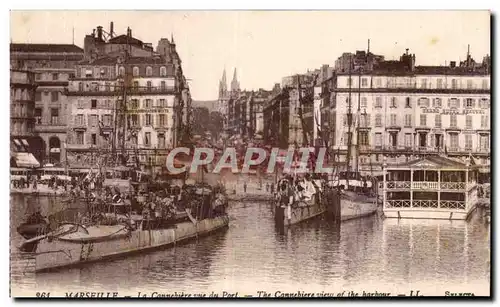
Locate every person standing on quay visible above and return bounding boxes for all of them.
[243,182,247,193]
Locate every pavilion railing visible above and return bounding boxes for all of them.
[385,199,466,210]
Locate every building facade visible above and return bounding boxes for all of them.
[332,50,491,172]
[65,25,191,174]
[10,43,84,165]
[10,70,40,167]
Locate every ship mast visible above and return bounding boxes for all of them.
[355,66,362,174]
[345,55,353,189]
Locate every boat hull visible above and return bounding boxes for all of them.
[340,195,379,221]
[27,216,229,272]
[275,199,327,227]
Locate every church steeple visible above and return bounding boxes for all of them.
[231,68,240,92]
[219,68,228,98]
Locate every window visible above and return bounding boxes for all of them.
[450,134,459,149]
[159,99,166,108]
[361,78,368,87]
[404,133,412,147]
[481,115,489,128]
[375,114,382,127]
[343,114,348,127]
[50,108,59,125]
[467,79,473,89]
[420,114,427,126]
[390,97,397,108]
[361,113,370,126]
[119,66,125,77]
[161,81,166,91]
[51,92,59,102]
[147,81,152,91]
[465,134,472,150]
[159,114,166,126]
[450,114,457,127]
[158,134,166,148]
[160,66,167,77]
[133,66,139,76]
[421,79,427,89]
[449,98,459,109]
[466,115,472,129]
[145,114,152,126]
[35,73,41,80]
[480,98,490,109]
[433,98,442,108]
[144,99,152,109]
[375,78,382,87]
[77,100,84,109]
[103,114,112,126]
[131,99,139,109]
[437,79,443,89]
[405,97,411,108]
[52,73,59,81]
[35,108,42,124]
[390,114,397,126]
[146,66,153,76]
[35,92,41,101]
[133,81,139,91]
[375,133,382,147]
[131,114,139,126]
[91,99,97,109]
[91,134,97,145]
[144,132,151,146]
[465,98,474,108]
[360,97,367,109]
[480,135,489,150]
[404,114,412,127]
[78,82,84,91]
[375,97,382,108]
[482,79,488,90]
[85,69,92,78]
[435,114,441,128]
[90,115,98,127]
[451,79,458,89]
[359,131,369,145]
[105,83,111,92]
[76,131,84,144]
[418,98,429,107]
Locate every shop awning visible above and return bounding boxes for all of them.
[13,152,40,168]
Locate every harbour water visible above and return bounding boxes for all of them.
[10,194,490,297]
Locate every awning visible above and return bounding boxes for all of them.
[13,152,40,168]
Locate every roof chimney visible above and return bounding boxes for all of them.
[109,21,114,38]
[92,29,96,37]
[97,26,103,41]
[406,48,409,55]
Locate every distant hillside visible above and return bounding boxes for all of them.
[192,100,218,112]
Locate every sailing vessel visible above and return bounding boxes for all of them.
[330,56,379,220]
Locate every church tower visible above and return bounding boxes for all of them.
[230,68,240,94]
[219,68,228,99]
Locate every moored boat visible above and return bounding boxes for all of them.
[18,183,229,272]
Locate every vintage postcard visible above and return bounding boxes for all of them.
[9,10,491,298]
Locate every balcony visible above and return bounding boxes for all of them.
[384,181,467,191]
[385,199,466,210]
[65,86,177,96]
[34,124,67,133]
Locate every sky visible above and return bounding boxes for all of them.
[10,11,490,101]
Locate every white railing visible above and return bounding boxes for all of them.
[385,200,411,208]
[412,182,439,190]
[440,182,466,190]
[439,200,466,210]
[386,181,411,189]
[382,181,467,191]
[385,199,466,210]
